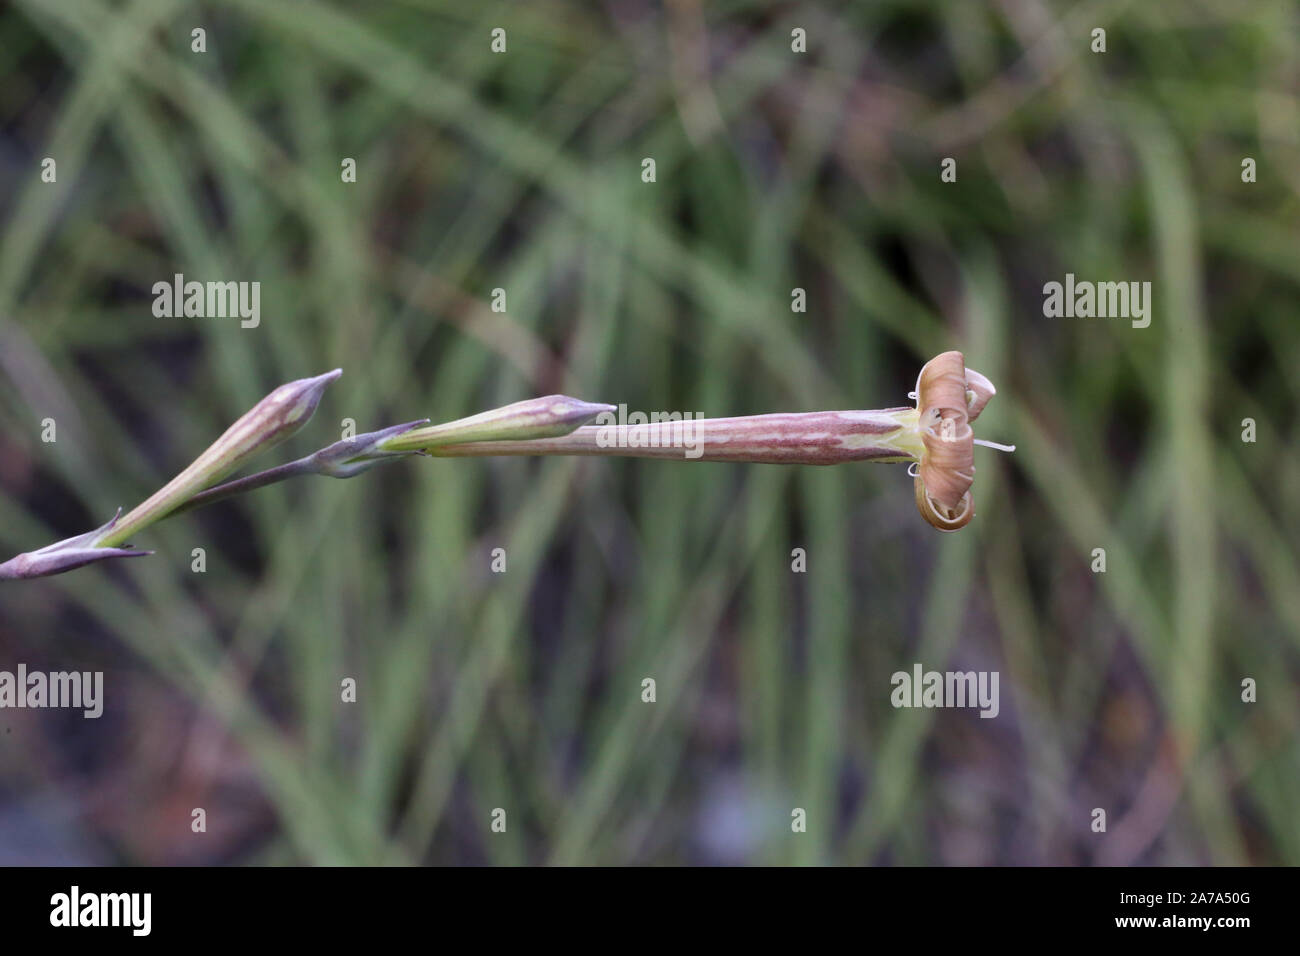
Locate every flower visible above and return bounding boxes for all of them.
[2,354,1011,583]
[910,350,1000,531]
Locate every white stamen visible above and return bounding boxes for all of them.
[974,438,1016,453]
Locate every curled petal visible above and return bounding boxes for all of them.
[964,367,996,422]
[914,477,974,532]
[918,416,975,513]
[914,351,976,518]
[915,350,970,422]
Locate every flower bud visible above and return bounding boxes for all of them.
[380,395,616,452]
[0,510,152,580]
[94,369,341,547]
[308,419,431,477]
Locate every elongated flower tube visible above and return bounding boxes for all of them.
[422,408,922,464]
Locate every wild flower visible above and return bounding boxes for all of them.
[0,352,1011,579]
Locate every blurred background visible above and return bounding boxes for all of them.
[0,0,1297,865]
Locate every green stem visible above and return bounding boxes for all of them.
[168,459,318,517]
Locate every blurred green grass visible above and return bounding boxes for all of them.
[0,0,1297,864]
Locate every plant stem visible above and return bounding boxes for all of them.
[168,459,318,516]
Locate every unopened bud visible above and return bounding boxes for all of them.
[94,369,341,547]
[0,509,153,580]
[380,395,615,452]
[308,419,431,477]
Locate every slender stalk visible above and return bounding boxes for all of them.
[169,460,317,516]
